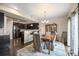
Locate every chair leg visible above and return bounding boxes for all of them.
[51,41,53,51]
[43,42,45,49]
[43,41,46,49]
[48,42,51,54]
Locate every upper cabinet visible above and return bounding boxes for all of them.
[0,12,4,28]
[13,22,39,30]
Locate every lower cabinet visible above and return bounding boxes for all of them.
[0,35,10,56]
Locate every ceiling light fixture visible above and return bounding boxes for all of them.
[41,10,49,24]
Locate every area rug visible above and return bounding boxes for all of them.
[17,41,67,56]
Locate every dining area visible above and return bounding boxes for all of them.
[41,32,56,54]
[17,23,67,56]
[31,23,59,54]
[17,32,67,56]
[0,3,78,56]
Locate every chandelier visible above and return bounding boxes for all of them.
[41,11,49,24]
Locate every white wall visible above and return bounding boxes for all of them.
[6,17,13,39]
[4,16,7,34]
[4,16,13,39]
[0,15,13,40]
[39,17,68,41]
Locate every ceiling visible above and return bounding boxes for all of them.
[0,3,76,22]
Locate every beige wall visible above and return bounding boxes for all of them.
[39,17,68,41]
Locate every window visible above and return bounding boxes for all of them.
[68,8,78,55]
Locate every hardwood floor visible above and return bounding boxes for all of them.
[10,38,68,56]
[10,38,33,56]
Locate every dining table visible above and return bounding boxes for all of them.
[41,34,55,54]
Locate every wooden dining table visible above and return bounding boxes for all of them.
[41,35,55,54]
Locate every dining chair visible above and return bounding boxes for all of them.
[45,31,51,35]
[43,31,51,49]
[33,31,41,52]
[41,31,56,54]
[51,31,57,46]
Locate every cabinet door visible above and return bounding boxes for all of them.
[45,23,57,32]
[0,12,4,28]
[0,35,10,56]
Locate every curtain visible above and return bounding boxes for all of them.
[69,8,78,55]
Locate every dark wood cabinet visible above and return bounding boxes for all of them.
[13,22,25,39]
[45,23,57,32]
[26,23,39,29]
[0,12,4,28]
[13,23,25,29]
[13,22,39,30]
[0,35,10,56]
[19,23,25,29]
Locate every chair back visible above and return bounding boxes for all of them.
[33,32,41,52]
[51,31,57,42]
[45,31,51,35]
[45,31,57,42]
